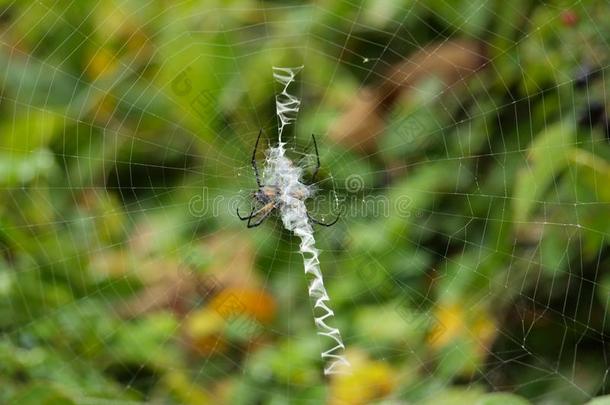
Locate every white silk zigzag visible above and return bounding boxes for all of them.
[261,66,350,375]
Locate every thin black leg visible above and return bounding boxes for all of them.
[311,134,321,183]
[238,204,275,227]
[247,208,273,228]
[308,212,340,227]
[252,129,264,187]
[237,206,256,221]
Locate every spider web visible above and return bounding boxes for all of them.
[1,0,609,403]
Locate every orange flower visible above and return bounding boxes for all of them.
[209,287,276,324]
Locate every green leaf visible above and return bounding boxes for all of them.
[11,384,75,405]
[586,395,610,405]
[476,392,531,405]
[0,109,62,152]
[513,120,575,225]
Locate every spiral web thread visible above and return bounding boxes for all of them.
[265,66,350,375]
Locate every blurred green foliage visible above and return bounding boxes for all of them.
[1,0,610,403]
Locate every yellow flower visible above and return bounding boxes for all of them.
[86,48,117,80]
[184,308,227,356]
[329,349,397,405]
[428,302,496,353]
[164,370,212,405]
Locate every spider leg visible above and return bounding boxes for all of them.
[247,210,272,228]
[252,128,264,188]
[237,203,270,221]
[310,133,321,183]
[247,203,275,228]
[236,206,256,220]
[308,212,340,227]
[308,136,338,227]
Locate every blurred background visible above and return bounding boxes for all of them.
[1,0,610,403]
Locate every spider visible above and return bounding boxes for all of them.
[237,129,340,228]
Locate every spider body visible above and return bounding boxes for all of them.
[237,129,340,228]
[255,186,279,206]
